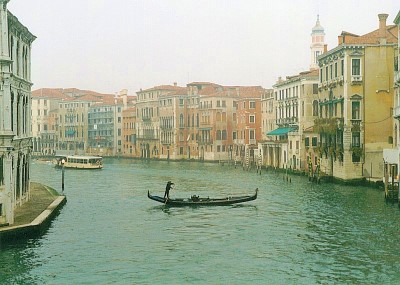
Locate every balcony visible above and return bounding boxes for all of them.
[395,72,400,86]
[234,139,245,145]
[160,125,173,130]
[338,75,344,85]
[351,75,363,84]
[394,105,400,119]
[198,139,213,145]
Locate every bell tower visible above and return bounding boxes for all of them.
[310,15,325,70]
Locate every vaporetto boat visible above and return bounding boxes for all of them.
[53,155,103,169]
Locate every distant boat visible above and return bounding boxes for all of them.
[53,155,103,169]
[147,188,258,206]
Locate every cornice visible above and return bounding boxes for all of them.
[7,11,36,44]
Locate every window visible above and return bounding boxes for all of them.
[312,100,319,116]
[325,66,328,81]
[352,101,360,120]
[249,115,255,123]
[250,101,256,109]
[352,58,361,75]
[222,130,227,140]
[341,59,344,76]
[312,137,317,147]
[352,132,360,147]
[217,130,221,140]
[313,84,318,94]
[335,62,338,78]
[249,129,255,140]
[305,137,310,147]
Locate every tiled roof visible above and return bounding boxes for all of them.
[199,85,264,98]
[137,85,185,93]
[341,25,398,44]
[32,88,67,99]
[161,88,188,96]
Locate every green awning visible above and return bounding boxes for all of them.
[66,130,76,136]
[267,127,296,136]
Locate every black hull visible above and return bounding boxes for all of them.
[147,189,258,206]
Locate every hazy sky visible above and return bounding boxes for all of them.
[7,0,400,95]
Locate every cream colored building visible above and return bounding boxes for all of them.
[264,70,319,171]
[31,88,67,154]
[317,13,398,181]
[136,84,186,159]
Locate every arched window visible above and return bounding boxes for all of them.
[179,114,184,127]
[312,100,319,116]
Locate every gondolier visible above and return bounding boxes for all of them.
[164,181,174,200]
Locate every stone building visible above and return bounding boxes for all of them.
[234,87,263,167]
[0,1,36,225]
[317,13,398,181]
[31,88,67,155]
[136,84,186,159]
[122,106,137,157]
[265,70,319,171]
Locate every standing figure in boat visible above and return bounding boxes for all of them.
[164,181,174,200]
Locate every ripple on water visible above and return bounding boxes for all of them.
[3,159,400,284]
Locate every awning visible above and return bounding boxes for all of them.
[267,127,296,136]
[66,130,76,136]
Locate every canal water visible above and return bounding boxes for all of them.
[1,159,400,284]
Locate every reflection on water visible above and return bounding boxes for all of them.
[1,158,400,284]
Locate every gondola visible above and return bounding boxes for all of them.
[147,188,258,206]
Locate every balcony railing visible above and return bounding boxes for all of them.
[395,72,400,86]
[351,75,363,84]
[394,105,400,119]
[198,139,213,145]
[234,139,245,145]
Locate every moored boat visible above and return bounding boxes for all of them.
[147,188,258,206]
[53,155,103,169]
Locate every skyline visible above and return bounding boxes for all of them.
[8,0,400,95]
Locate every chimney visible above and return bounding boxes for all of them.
[338,35,343,45]
[378,13,388,38]
[173,82,177,87]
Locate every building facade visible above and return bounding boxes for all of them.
[317,13,398,181]
[122,107,137,157]
[31,88,66,155]
[0,1,36,225]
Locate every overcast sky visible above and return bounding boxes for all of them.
[7,0,400,95]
